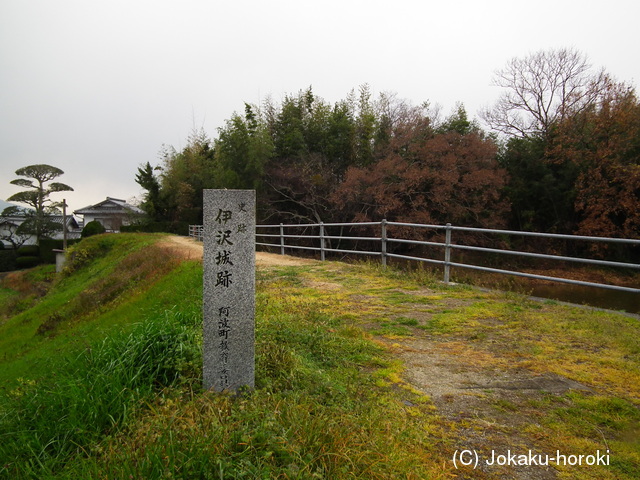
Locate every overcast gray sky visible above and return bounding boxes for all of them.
[1,0,639,213]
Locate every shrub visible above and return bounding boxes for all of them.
[38,238,80,264]
[62,235,118,274]
[17,245,39,257]
[0,250,17,272]
[15,256,40,269]
[82,220,106,238]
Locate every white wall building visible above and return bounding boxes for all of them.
[0,199,81,248]
[74,197,145,233]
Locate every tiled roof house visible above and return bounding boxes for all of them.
[74,197,144,233]
[1,199,81,247]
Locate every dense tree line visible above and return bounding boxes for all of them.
[137,87,508,228]
[136,48,639,249]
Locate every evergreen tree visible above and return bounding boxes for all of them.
[135,162,164,221]
[159,129,216,224]
[5,164,73,244]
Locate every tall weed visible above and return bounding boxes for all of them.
[0,309,201,478]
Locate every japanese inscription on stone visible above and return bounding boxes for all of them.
[203,190,255,392]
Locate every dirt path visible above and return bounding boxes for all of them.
[158,235,313,267]
[335,279,590,479]
[388,337,587,479]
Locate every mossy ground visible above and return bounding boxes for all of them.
[255,258,640,479]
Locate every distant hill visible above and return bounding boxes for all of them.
[0,199,18,211]
[1,199,34,215]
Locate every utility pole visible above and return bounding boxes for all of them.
[62,198,68,250]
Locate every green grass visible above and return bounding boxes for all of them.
[0,309,201,477]
[1,245,449,479]
[0,237,639,479]
[0,234,200,388]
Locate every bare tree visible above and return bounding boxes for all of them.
[481,47,611,138]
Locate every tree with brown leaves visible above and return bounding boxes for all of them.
[550,83,640,239]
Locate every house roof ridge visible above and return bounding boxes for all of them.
[73,196,144,215]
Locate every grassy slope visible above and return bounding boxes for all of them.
[0,235,638,479]
[0,234,201,388]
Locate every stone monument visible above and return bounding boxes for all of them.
[203,189,256,392]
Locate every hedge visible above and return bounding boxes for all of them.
[15,256,40,269]
[0,250,17,272]
[39,238,80,264]
[17,245,40,257]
